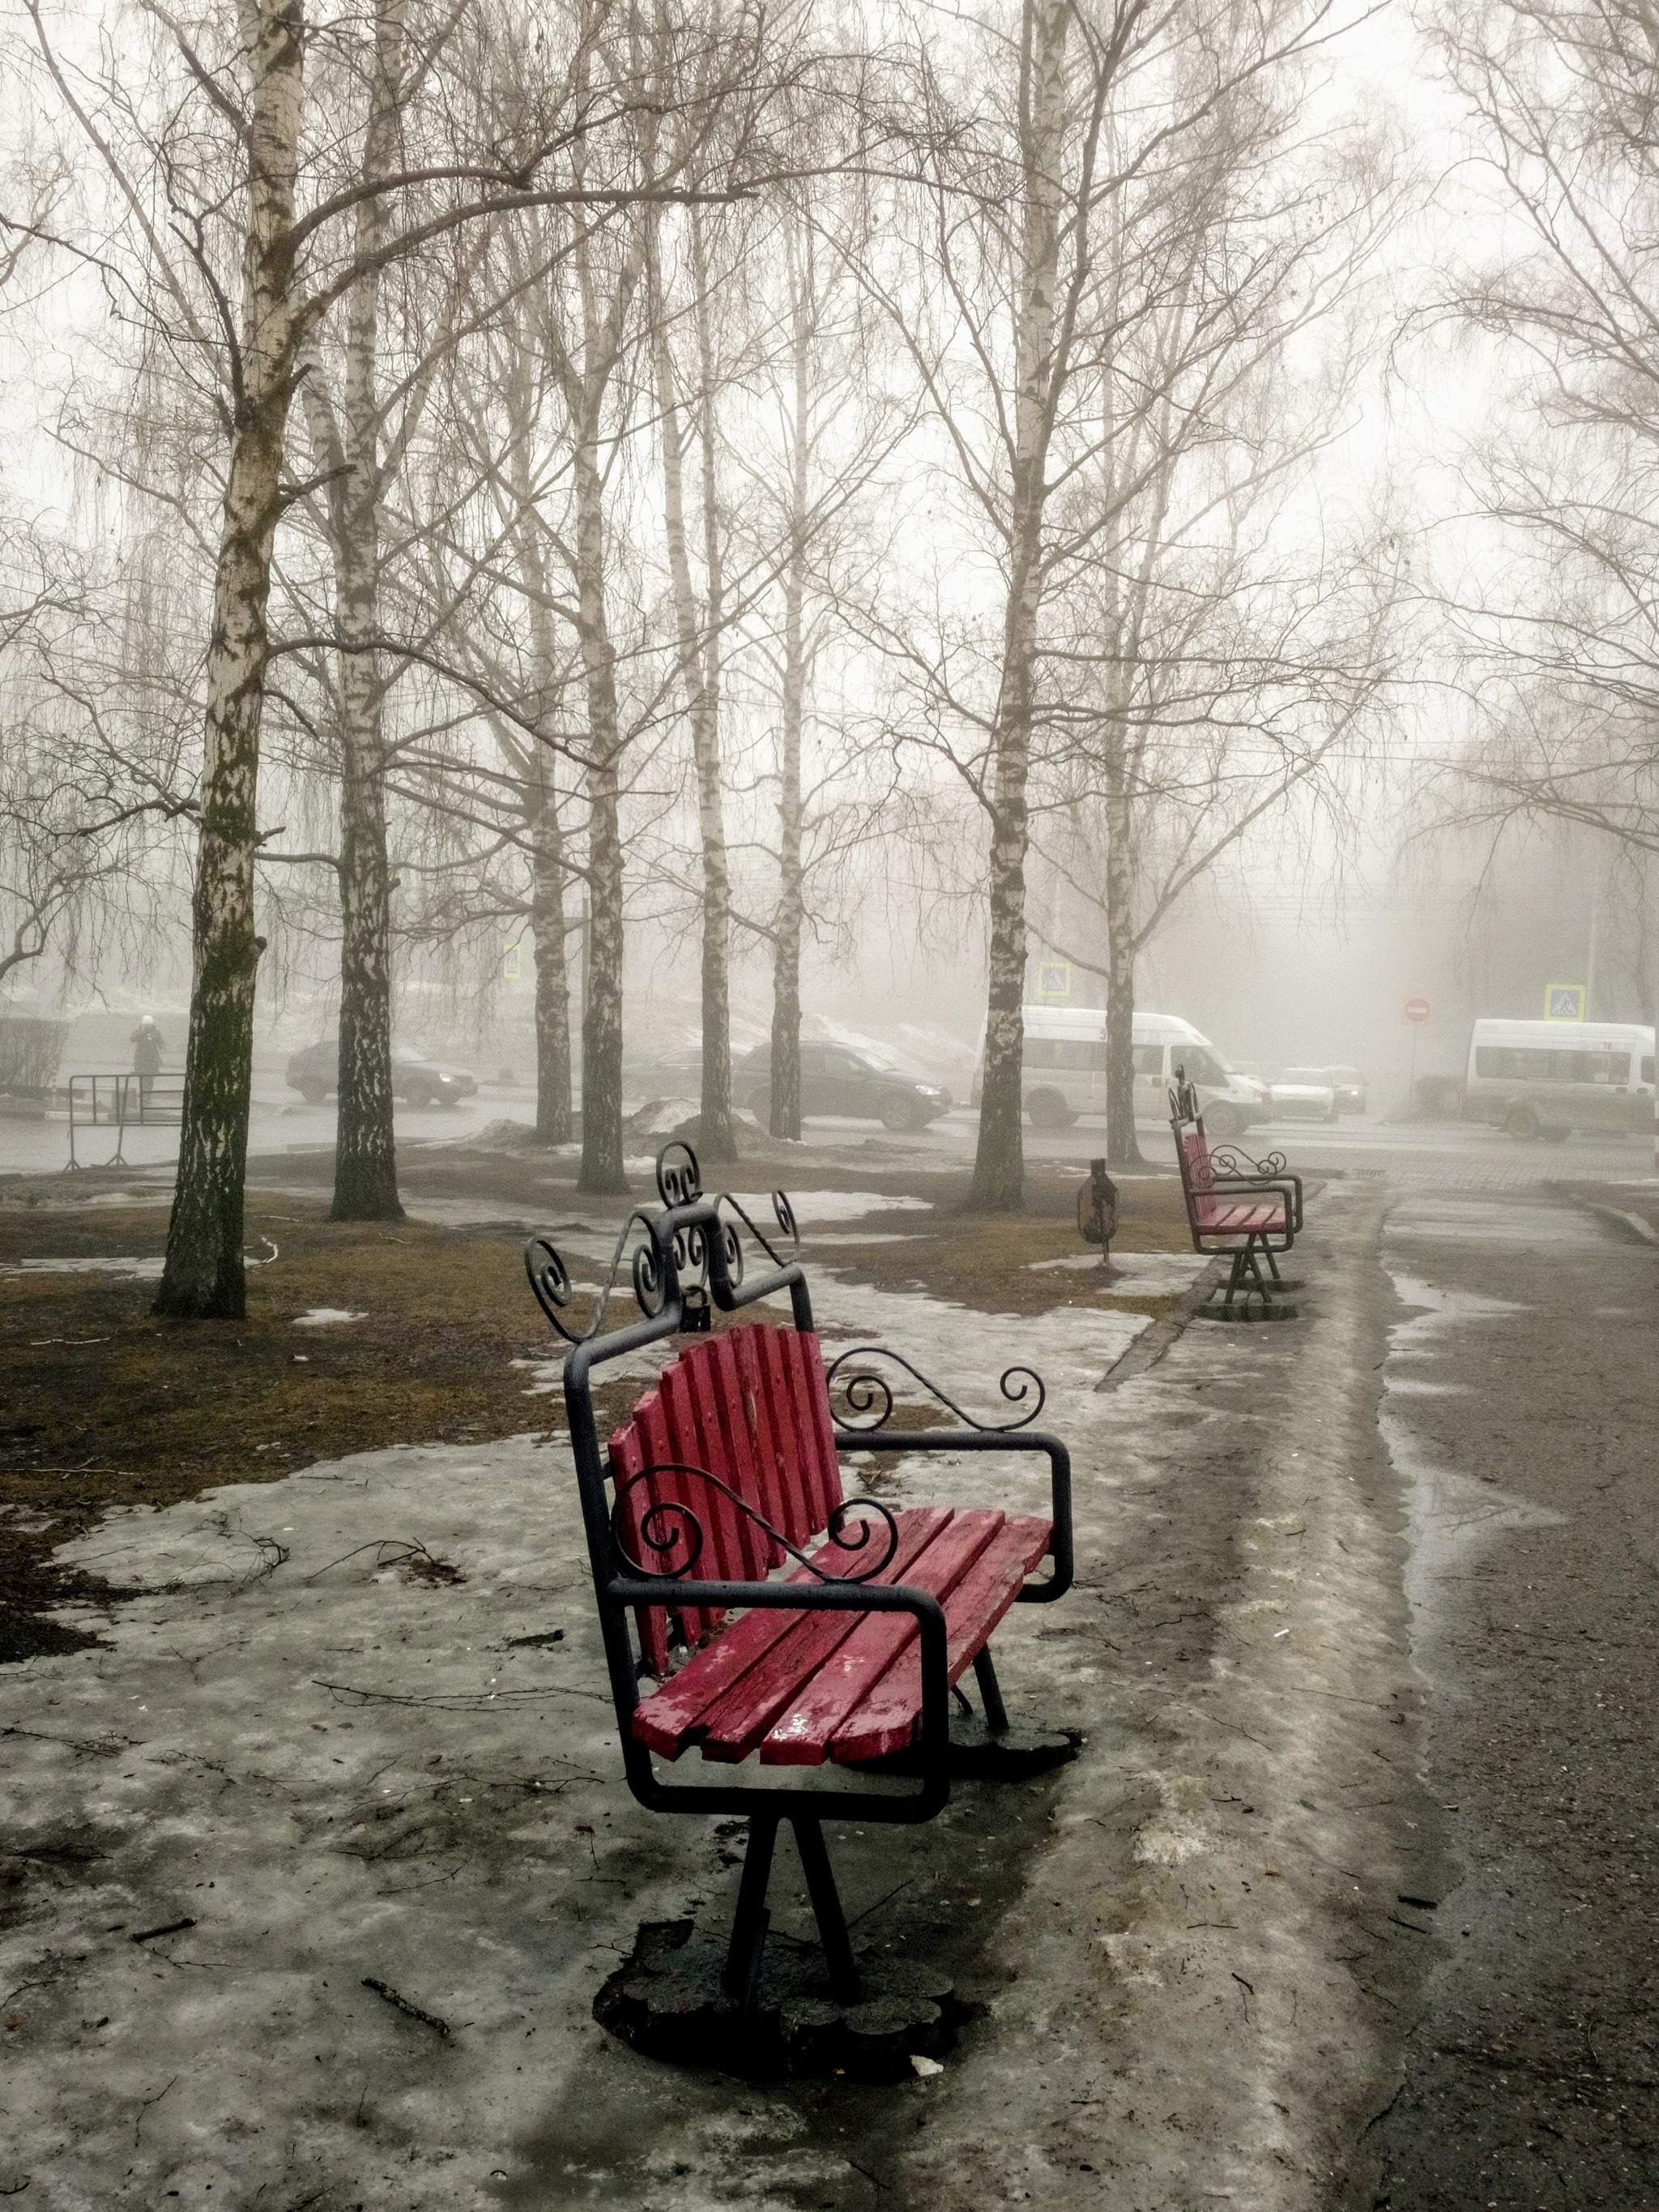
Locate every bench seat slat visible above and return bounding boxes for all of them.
[1191,1198,1286,1233]
[630,1505,953,1758]
[692,1508,957,1762]
[757,1511,1007,1766]
[830,1513,1054,1763]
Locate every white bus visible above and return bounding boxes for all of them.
[974,1006,1261,1140]
[1464,1018,1656,1140]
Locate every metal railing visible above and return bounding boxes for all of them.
[66,1074,184,1170]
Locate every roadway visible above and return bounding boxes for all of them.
[4,1087,1653,1194]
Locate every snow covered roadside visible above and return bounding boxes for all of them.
[0,1209,1427,2209]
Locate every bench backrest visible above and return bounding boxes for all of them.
[606,1321,843,1674]
[1175,1122,1214,1198]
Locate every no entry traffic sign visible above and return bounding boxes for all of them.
[1404,995,1431,1024]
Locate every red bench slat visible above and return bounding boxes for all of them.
[691,1508,956,1763]
[631,1504,953,1757]
[660,1356,750,1586]
[637,1387,720,1648]
[733,1326,810,1546]
[830,1514,1054,1763]
[757,1511,1006,1766]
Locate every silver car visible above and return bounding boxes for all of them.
[1266,1066,1339,1123]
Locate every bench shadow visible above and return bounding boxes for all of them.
[495,1759,1075,2210]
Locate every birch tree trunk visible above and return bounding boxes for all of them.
[156,0,306,1320]
[770,224,812,1142]
[322,0,405,1221]
[573,399,628,1194]
[530,746,574,1143]
[1102,767,1145,1165]
[516,515,574,1145]
[970,0,1069,1212]
[650,216,735,1162]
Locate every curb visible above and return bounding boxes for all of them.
[1095,1257,1228,1392]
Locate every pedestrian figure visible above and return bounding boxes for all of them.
[130,1015,165,1114]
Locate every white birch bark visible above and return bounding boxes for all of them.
[970,0,1071,1211]
[156,0,306,1318]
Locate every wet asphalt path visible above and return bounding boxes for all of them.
[1372,1189,1659,2210]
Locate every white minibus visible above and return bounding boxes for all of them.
[973,1006,1260,1140]
[1464,1018,1656,1140]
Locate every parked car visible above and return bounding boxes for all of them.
[738,1040,951,1133]
[284,1038,479,1108]
[1324,1065,1368,1115]
[1266,1066,1339,1122]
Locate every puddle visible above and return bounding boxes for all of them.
[1382,1263,1562,1640]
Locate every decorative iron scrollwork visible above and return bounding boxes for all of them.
[611,1462,900,1585]
[1211,1146,1286,1180]
[824,1345,1047,1433]
[523,1143,804,1350]
[655,1141,703,1207]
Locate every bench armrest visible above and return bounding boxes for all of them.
[830,1426,1073,1603]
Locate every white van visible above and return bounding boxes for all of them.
[1464,1018,1656,1140]
[973,1006,1260,1140]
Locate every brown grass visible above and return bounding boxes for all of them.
[0,1155,1194,1660]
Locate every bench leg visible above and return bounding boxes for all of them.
[972,1646,1009,1736]
[792,1817,862,2005]
[721,1813,778,2005]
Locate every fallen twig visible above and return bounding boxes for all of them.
[362,1977,450,2037]
[131,1918,195,1944]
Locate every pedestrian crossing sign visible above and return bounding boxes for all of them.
[1544,982,1585,1022]
[504,942,522,982]
[1034,960,1073,1001]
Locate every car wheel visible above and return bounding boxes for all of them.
[299,1083,326,1104]
[1026,1090,1076,1131]
[879,1093,928,1134]
[1505,1104,1539,1141]
[1542,1124,1571,1143]
[749,1085,773,1127]
[1324,1104,1340,1125]
[1205,1102,1246,1142]
[402,1078,433,1109]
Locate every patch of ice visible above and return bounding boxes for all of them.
[1133,1824,1207,1866]
[731,1190,933,1223]
[1,1254,164,1278]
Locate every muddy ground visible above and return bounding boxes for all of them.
[8,1138,1640,2209]
[0,1144,1194,1667]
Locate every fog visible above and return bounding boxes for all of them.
[3,0,1657,1302]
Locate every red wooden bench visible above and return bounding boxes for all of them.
[527,1145,1073,2009]
[1170,1070,1303,1317]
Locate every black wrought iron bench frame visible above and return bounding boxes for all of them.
[524,1143,1073,2009]
[1169,1070,1306,1316]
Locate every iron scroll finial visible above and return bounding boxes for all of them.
[522,1142,804,1353]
